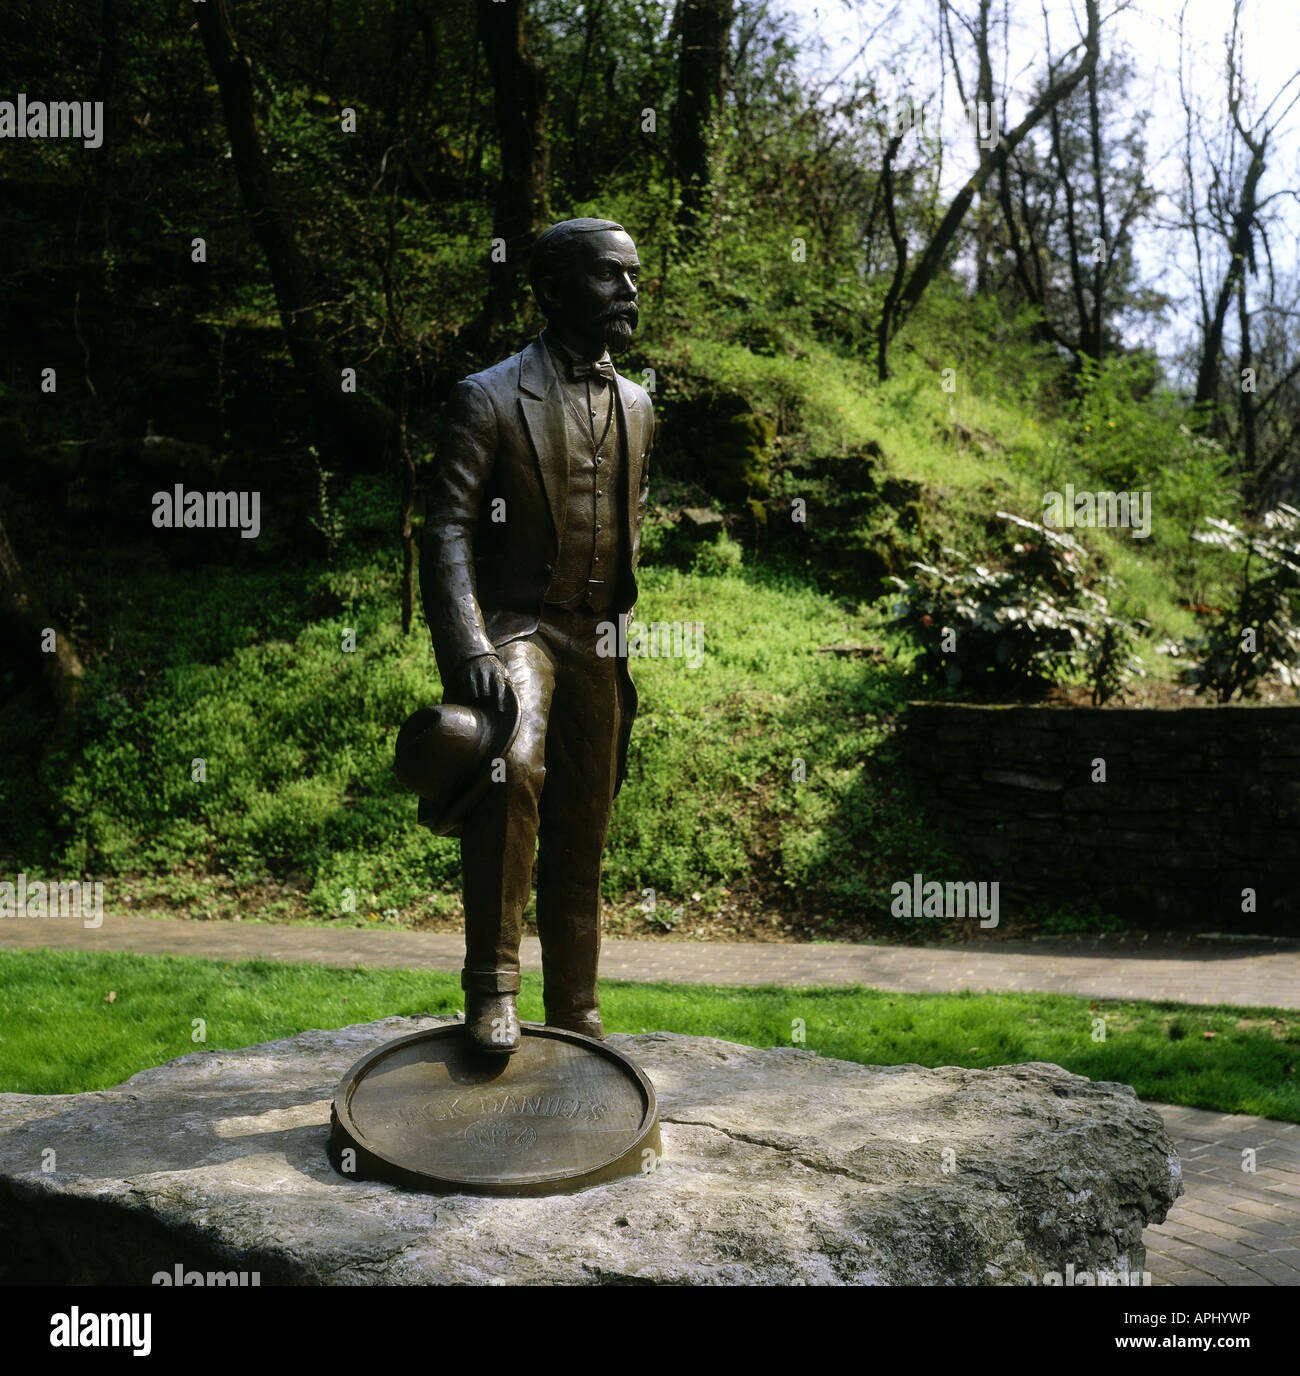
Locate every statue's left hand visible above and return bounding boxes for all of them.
[461,652,511,713]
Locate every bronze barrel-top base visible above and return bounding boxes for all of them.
[329,1023,661,1197]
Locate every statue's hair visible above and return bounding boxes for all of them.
[529,218,626,311]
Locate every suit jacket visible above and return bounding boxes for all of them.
[421,334,654,794]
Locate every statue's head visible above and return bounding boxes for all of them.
[530,218,640,354]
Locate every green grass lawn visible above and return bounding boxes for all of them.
[2,948,1296,1121]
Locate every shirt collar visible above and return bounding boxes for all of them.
[542,327,612,375]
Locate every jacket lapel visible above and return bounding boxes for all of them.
[615,374,643,534]
[519,334,645,555]
[518,337,567,547]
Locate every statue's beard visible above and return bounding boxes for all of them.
[600,308,637,353]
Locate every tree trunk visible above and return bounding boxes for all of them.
[972,0,994,295]
[877,133,908,380]
[1193,143,1266,410]
[1049,97,1090,356]
[194,0,392,469]
[995,157,1076,355]
[474,0,550,342]
[672,0,734,242]
[568,0,604,198]
[1085,66,1108,363]
[1237,272,1257,489]
[397,387,417,635]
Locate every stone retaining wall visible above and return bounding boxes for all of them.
[902,704,1300,928]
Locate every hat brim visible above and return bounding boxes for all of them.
[403,682,521,837]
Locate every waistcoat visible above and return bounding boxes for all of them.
[544,339,622,614]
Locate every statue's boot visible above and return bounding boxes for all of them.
[464,990,521,1054]
[545,1008,605,1040]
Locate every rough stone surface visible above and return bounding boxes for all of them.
[0,1018,1182,1285]
[677,506,726,539]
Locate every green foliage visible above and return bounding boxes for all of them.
[1026,897,1126,936]
[54,598,456,912]
[4,495,943,927]
[690,529,745,576]
[1181,505,1300,701]
[307,450,345,560]
[1053,360,1254,651]
[889,511,1146,700]
[636,508,695,568]
[607,562,944,919]
[1086,616,1146,707]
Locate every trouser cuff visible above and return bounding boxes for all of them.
[461,968,521,995]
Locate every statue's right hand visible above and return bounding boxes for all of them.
[462,653,510,713]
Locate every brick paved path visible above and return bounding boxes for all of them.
[1144,1107,1300,1287]
[3,913,1298,1286]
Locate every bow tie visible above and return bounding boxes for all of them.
[567,356,616,384]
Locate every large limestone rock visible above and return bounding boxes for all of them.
[0,1018,1181,1285]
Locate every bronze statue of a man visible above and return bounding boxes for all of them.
[419,218,651,1055]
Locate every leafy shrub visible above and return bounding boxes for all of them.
[1026,897,1125,935]
[691,530,746,576]
[1181,505,1300,701]
[1087,614,1147,707]
[889,511,1145,700]
[1070,353,1168,490]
